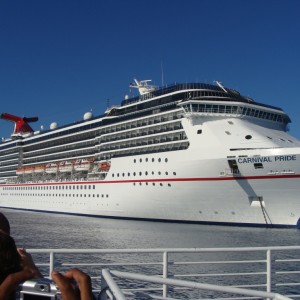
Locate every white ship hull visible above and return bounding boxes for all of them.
[1,148,300,227]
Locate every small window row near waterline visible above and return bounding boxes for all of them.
[2,185,96,191]
[134,157,169,163]
[112,171,177,178]
[3,193,109,198]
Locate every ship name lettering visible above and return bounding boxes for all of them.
[237,157,272,164]
[274,155,296,162]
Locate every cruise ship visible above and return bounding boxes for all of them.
[0,79,300,228]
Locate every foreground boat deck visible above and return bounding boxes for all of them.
[27,246,300,299]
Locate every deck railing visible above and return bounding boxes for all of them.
[27,246,300,299]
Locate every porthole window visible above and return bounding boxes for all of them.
[245,135,252,140]
[225,131,231,135]
[134,159,136,163]
[152,158,155,162]
[197,129,202,134]
[158,158,161,162]
[165,158,168,163]
[139,158,142,162]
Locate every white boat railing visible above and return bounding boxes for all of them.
[101,269,293,300]
[27,246,300,299]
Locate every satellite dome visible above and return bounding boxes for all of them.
[83,112,93,120]
[50,122,58,130]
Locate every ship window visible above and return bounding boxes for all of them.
[245,135,252,140]
[225,131,231,135]
[173,172,176,175]
[139,158,142,162]
[146,158,148,162]
[165,158,168,163]
[197,129,202,134]
[158,158,161,162]
[254,163,264,169]
[152,158,155,162]
[134,159,136,163]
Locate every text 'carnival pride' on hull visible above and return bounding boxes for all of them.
[0,79,300,228]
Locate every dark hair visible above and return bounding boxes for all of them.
[0,232,21,284]
[0,212,10,235]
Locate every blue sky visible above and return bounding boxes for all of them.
[0,0,300,139]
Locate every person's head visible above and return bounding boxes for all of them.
[0,212,10,235]
[0,232,21,284]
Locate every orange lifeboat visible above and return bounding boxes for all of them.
[16,168,25,175]
[74,158,93,172]
[99,162,111,172]
[45,163,58,174]
[24,167,35,174]
[58,161,73,173]
[34,165,46,173]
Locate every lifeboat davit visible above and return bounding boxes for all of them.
[45,163,58,174]
[58,161,73,173]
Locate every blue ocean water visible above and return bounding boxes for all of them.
[3,208,300,249]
